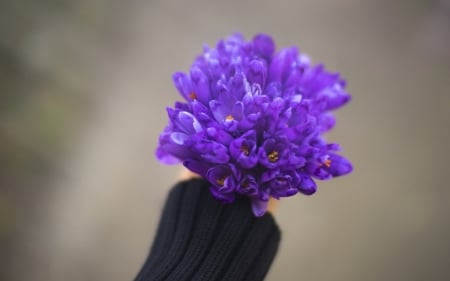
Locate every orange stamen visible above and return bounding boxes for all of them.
[189,92,197,100]
[268,151,279,162]
[216,178,225,186]
[240,144,249,156]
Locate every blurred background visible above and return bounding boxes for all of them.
[1,0,449,280]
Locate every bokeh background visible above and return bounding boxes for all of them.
[1,0,450,280]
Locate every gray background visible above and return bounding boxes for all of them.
[1,0,449,280]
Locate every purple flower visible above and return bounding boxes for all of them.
[206,164,238,203]
[157,33,353,216]
[229,130,258,169]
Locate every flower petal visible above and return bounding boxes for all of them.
[253,33,275,59]
[250,198,268,217]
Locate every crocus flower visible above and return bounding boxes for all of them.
[157,33,352,216]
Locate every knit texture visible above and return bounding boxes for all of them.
[134,178,281,281]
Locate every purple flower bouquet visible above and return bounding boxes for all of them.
[156,33,352,216]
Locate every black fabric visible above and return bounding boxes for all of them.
[134,178,281,281]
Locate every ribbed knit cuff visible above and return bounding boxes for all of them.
[134,178,281,281]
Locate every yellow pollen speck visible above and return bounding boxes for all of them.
[268,151,279,162]
[323,159,332,168]
[240,145,249,156]
[216,178,225,186]
[189,92,197,100]
[225,115,234,121]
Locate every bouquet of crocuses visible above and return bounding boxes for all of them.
[156,33,352,216]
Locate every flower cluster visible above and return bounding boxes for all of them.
[156,33,352,216]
